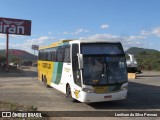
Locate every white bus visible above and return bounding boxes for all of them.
[126,54,142,73]
[38,40,128,103]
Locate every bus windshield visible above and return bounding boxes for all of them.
[81,43,124,55]
[81,43,127,85]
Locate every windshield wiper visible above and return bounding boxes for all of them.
[104,63,110,85]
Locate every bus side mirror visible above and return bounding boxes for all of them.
[77,53,83,69]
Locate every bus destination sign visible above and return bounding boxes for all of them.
[0,17,31,36]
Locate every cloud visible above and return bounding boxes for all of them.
[140,30,151,36]
[100,24,109,29]
[152,27,160,37]
[26,36,55,45]
[141,27,160,37]
[125,36,146,41]
[22,36,55,53]
[0,34,26,40]
[63,28,89,35]
[87,34,146,42]
[63,32,68,34]
[71,28,89,35]
[0,36,56,54]
[48,32,52,35]
[0,34,6,39]
[88,34,122,41]
[86,34,146,50]
[0,43,6,48]
[23,36,55,53]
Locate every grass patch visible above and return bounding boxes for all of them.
[0,101,50,120]
[0,101,37,111]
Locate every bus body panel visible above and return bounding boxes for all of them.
[50,62,82,95]
[38,60,53,84]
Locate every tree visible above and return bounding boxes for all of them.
[0,56,6,63]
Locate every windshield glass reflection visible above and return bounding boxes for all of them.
[83,56,127,85]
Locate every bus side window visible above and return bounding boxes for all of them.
[42,52,44,60]
[48,50,52,61]
[38,51,41,60]
[64,45,70,63]
[53,50,56,61]
[39,50,41,60]
[45,52,48,61]
[57,47,64,62]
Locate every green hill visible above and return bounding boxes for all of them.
[126,47,160,71]
[0,49,37,65]
[1,47,160,71]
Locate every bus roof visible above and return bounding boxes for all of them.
[39,39,121,50]
[39,39,72,50]
[70,39,121,44]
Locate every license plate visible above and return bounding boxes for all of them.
[104,95,112,99]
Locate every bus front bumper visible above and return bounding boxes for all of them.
[78,90,127,103]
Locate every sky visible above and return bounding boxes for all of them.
[0,0,160,54]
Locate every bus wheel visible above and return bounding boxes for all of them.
[41,75,44,82]
[66,85,75,102]
[43,76,50,88]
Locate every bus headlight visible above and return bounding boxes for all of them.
[121,86,128,91]
[82,88,95,93]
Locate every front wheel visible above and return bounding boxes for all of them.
[66,85,75,102]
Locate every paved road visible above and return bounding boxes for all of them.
[0,68,160,119]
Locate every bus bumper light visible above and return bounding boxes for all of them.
[82,88,95,93]
[121,86,128,91]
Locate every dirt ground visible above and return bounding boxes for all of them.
[0,67,160,120]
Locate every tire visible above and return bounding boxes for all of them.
[66,85,75,102]
[41,75,44,82]
[43,76,50,88]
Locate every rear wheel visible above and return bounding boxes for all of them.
[41,75,44,82]
[43,76,50,88]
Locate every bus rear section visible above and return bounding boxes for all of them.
[70,41,128,102]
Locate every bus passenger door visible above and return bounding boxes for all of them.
[71,44,82,99]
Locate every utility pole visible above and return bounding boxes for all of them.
[6,34,9,72]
